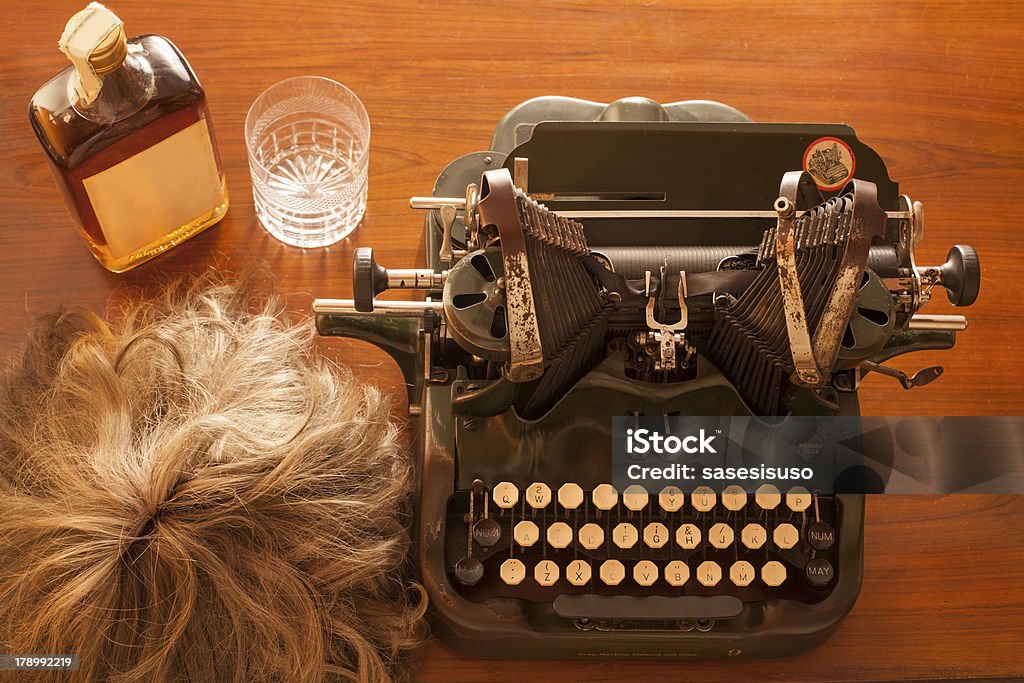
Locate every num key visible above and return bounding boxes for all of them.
[807,521,835,550]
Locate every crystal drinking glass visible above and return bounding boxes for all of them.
[245,76,369,247]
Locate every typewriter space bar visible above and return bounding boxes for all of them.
[553,595,743,621]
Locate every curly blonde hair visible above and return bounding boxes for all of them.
[0,274,425,682]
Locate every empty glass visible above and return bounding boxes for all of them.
[245,76,369,247]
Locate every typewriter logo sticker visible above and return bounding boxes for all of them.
[803,137,856,191]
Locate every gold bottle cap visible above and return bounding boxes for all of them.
[58,2,126,104]
[90,23,127,75]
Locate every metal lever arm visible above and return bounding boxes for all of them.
[438,204,457,263]
[476,169,544,382]
[774,171,887,386]
[861,360,944,390]
[774,185,820,384]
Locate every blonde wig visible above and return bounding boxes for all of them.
[0,274,425,682]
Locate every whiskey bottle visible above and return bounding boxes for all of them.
[29,3,229,272]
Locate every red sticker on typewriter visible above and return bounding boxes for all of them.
[802,137,856,191]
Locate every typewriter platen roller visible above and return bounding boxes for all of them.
[314,97,979,658]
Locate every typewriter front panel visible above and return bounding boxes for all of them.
[412,377,867,658]
[429,365,866,658]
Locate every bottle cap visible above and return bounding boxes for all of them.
[58,3,126,104]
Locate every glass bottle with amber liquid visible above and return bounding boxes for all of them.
[29,3,228,272]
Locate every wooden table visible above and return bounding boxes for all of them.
[2,1,1022,680]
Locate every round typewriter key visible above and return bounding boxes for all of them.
[547,522,573,549]
[692,485,716,512]
[500,558,526,585]
[665,560,690,586]
[612,523,639,549]
[557,482,584,510]
[761,560,787,587]
[805,557,835,588]
[493,482,519,509]
[514,520,540,547]
[633,560,659,587]
[807,521,835,550]
[534,559,560,586]
[675,523,701,549]
[722,485,748,511]
[567,559,592,586]
[592,484,618,510]
[526,482,552,509]
[709,522,735,549]
[454,557,484,586]
[786,486,812,512]
[697,561,722,587]
[730,560,756,587]
[755,484,782,510]
[578,523,604,550]
[599,559,625,586]
[472,518,502,547]
[622,485,649,511]
[741,523,767,550]
[643,522,669,549]
[659,485,684,512]
[773,523,799,550]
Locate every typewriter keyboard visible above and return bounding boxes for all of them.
[446,482,840,622]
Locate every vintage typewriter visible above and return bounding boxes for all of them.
[313,97,980,658]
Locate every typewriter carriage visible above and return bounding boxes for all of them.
[313,96,978,658]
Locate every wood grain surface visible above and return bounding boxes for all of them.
[1,1,1022,680]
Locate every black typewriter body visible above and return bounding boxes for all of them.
[314,97,979,658]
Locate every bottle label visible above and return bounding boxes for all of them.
[82,119,223,259]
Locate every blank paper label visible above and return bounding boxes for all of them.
[83,119,222,259]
